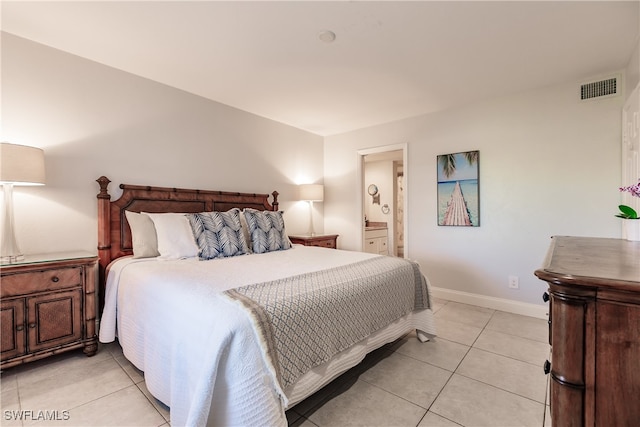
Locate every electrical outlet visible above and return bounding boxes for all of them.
[508,275,519,289]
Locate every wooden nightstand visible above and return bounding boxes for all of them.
[1,252,99,369]
[289,234,339,249]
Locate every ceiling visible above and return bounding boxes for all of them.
[2,1,639,136]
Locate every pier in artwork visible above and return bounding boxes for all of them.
[442,181,472,226]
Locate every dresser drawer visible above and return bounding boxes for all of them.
[309,238,337,249]
[550,294,586,385]
[1,267,82,297]
[364,238,378,254]
[364,229,387,239]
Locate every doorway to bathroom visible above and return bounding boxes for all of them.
[358,144,406,258]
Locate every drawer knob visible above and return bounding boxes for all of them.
[16,325,24,331]
[29,323,36,329]
[542,292,549,302]
[543,360,551,375]
[51,276,60,283]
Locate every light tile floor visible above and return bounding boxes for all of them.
[1,298,551,426]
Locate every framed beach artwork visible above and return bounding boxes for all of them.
[437,150,479,226]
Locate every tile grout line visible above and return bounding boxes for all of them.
[11,347,165,424]
[467,310,548,405]
[451,371,548,407]
[411,302,481,426]
[483,325,550,345]
[354,348,461,427]
[417,309,494,426]
[134,382,171,423]
[106,341,169,420]
[469,345,551,369]
[427,308,548,426]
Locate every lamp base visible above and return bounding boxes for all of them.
[1,183,24,264]
[307,200,316,237]
[1,254,25,264]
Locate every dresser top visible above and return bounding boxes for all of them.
[0,251,97,268]
[535,236,640,291]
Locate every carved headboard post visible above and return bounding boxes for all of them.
[272,191,279,211]
[96,176,112,301]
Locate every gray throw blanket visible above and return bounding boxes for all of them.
[224,256,430,389]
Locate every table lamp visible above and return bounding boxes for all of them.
[0,143,46,263]
[299,184,324,237]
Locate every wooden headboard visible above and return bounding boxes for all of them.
[96,176,279,302]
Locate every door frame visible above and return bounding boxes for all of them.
[356,143,408,257]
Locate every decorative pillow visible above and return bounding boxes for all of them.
[242,209,292,254]
[125,211,160,258]
[187,209,249,260]
[146,213,199,260]
[239,212,253,253]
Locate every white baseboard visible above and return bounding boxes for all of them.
[431,287,549,319]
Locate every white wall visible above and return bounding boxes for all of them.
[1,33,324,254]
[626,8,640,97]
[325,76,624,310]
[626,40,639,98]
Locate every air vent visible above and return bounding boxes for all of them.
[580,77,618,100]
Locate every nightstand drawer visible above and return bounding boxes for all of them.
[1,267,82,297]
[289,234,338,249]
[310,238,337,249]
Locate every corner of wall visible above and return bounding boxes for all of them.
[625,35,640,99]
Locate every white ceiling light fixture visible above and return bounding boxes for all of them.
[318,30,336,43]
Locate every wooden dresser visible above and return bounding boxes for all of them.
[1,252,99,369]
[289,234,338,249]
[535,236,640,427]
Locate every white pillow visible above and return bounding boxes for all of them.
[145,213,199,260]
[125,211,160,258]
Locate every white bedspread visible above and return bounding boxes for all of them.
[99,245,436,426]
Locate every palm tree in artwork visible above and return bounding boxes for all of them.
[439,151,479,226]
[439,151,478,178]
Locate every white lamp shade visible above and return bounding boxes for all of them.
[299,184,324,202]
[0,143,46,185]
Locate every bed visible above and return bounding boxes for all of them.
[95,176,436,426]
